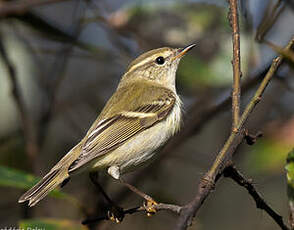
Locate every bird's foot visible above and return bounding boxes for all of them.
[107,205,125,223]
[143,199,158,216]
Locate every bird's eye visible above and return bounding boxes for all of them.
[155,56,165,65]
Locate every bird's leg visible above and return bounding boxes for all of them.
[107,166,158,215]
[119,178,158,216]
[89,172,124,223]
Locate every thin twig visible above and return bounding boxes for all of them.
[175,37,294,230]
[224,166,289,230]
[228,0,242,131]
[82,202,182,225]
[265,39,294,63]
[255,0,285,42]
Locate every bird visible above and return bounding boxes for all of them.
[18,44,196,211]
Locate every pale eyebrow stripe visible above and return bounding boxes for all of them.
[128,52,170,72]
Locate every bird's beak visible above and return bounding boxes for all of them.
[172,43,196,60]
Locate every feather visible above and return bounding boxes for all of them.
[68,81,176,172]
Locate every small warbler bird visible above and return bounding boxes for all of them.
[19,44,195,208]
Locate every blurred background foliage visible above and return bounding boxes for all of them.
[0,0,293,229]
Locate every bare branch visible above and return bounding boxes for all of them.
[224,166,289,230]
[228,0,242,130]
[82,202,182,225]
[255,0,285,42]
[265,39,294,63]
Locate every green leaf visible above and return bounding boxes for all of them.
[0,165,67,199]
[286,149,294,201]
[19,218,87,230]
[287,149,294,164]
[245,140,292,174]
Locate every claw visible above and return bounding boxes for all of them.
[143,199,158,216]
[107,206,124,223]
[108,212,118,223]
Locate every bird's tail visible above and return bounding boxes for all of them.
[18,144,81,207]
[18,168,69,207]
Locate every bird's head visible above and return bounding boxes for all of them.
[120,44,196,89]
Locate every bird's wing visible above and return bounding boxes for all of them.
[68,83,176,172]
